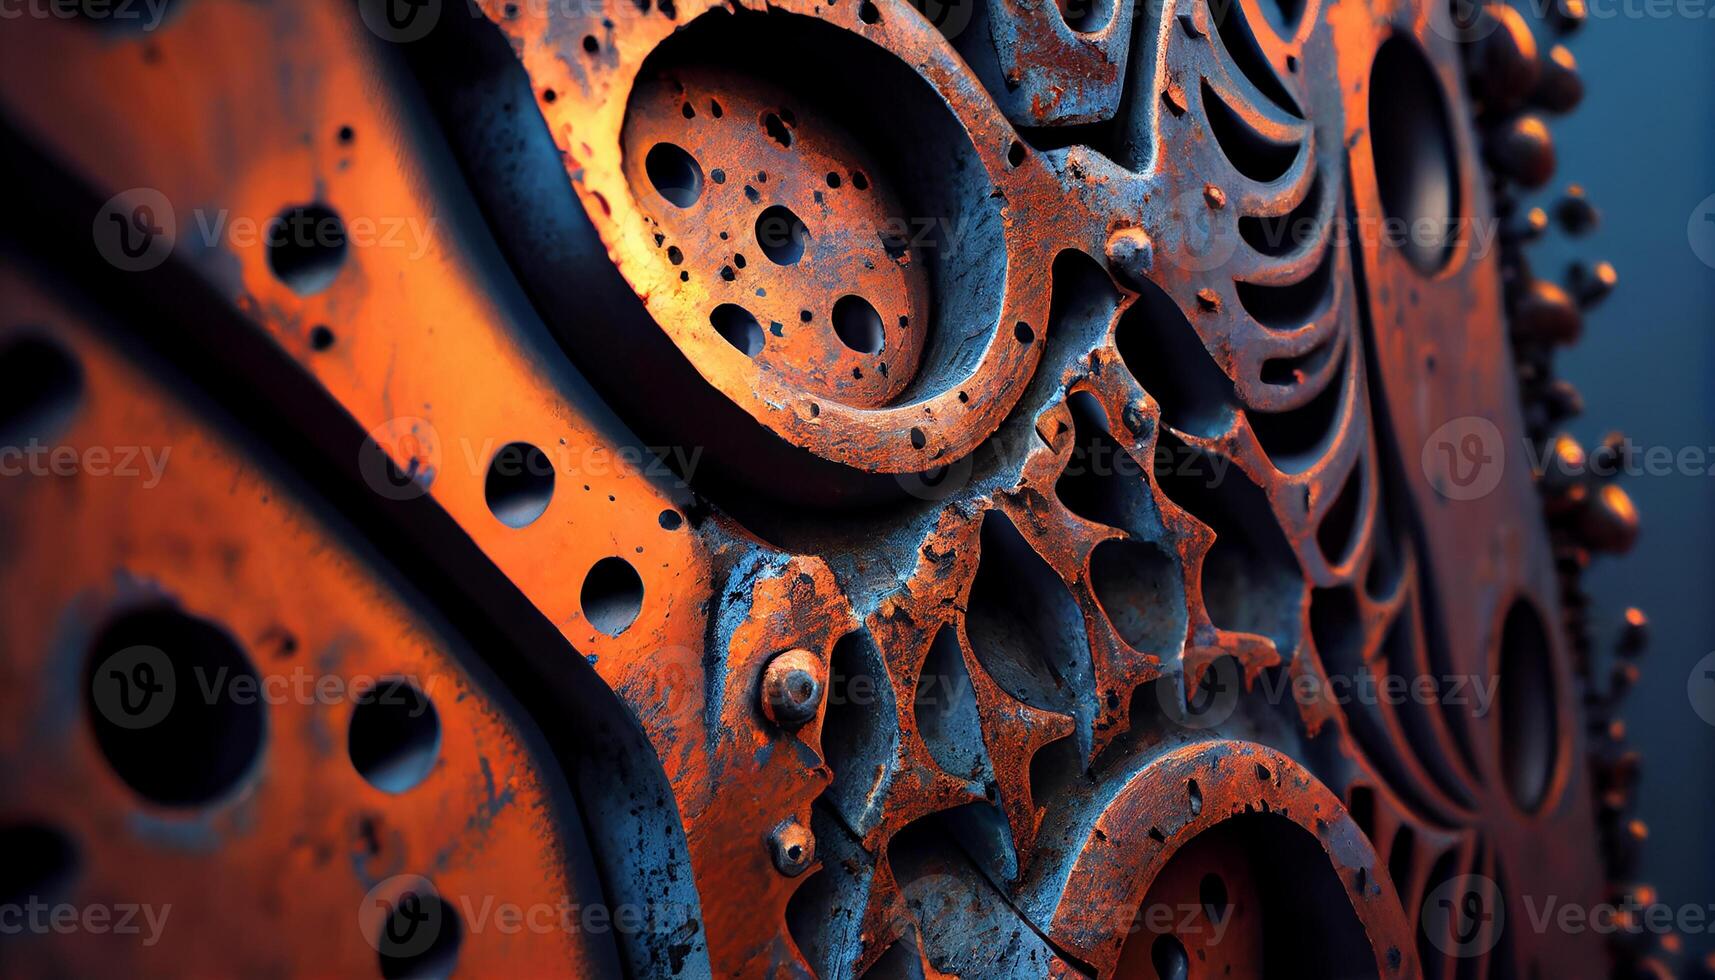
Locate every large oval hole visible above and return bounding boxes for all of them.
[484,442,555,528]
[1497,598,1559,811]
[84,607,267,807]
[1369,36,1461,274]
[582,557,644,636]
[645,142,704,208]
[755,204,808,265]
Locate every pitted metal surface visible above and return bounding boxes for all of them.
[0,0,1650,976]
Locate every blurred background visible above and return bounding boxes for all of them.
[1535,5,1715,960]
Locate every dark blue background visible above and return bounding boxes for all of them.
[1528,5,1715,962]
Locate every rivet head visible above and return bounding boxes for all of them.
[1103,227,1155,289]
[760,648,823,728]
[769,818,815,876]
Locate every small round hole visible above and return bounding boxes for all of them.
[582,557,644,636]
[1014,321,1035,344]
[645,142,704,208]
[825,171,842,189]
[1007,141,1027,167]
[337,125,355,145]
[851,170,869,190]
[484,442,555,528]
[310,325,336,351]
[859,0,881,21]
[909,427,927,449]
[832,295,884,354]
[658,509,684,530]
[711,304,766,357]
[582,34,599,53]
[755,205,808,265]
[348,677,441,794]
[84,607,266,807]
[377,889,462,980]
[267,203,347,296]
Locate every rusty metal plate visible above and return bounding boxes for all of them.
[0,0,1655,976]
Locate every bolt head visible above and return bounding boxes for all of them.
[761,648,823,728]
[769,818,815,876]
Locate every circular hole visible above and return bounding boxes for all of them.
[711,304,766,357]
[658,509,684,530]
[337,125,355,145]
[1014,321,1035,344]
[310,325,336,351]
[83,607,266,806]
[266,203,347,296]
[1368,36,1460,274]
[1007,140,1027,167]
[484,442,555,528]
[851,170,869,190]
[832,295,884,354]
[755,205,808,265]
[859,0,880,21]
[1151,934,1190,980]
[0,823,79,906]
[825,171,842,189]
[378,890,462,980]
[582,557,644,637]
[0,334,85,449]
[909,427,926,449]
[1497,598,1559,811]
[645,142,704,208]
[1199,872,1229,919]
[582,34,599,53]
[348,677,440,793]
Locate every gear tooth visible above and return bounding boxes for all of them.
[1554,184,1599,235]
[1469,4,1541,113]
[1488,114,1557,188]
[1569,259,1618,308]
[1618,606,1650,657]
[1577,483,1641,554]
[1512,278,1582,345]
[1532,44,1584,113]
